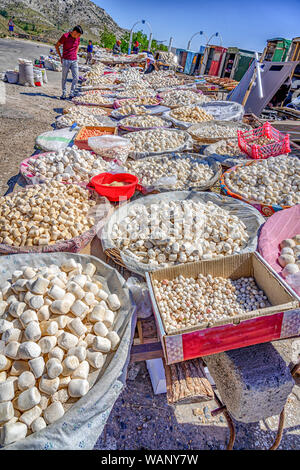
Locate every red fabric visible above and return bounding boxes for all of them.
[59,32,80,61]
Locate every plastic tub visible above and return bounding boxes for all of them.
[89,172,142,202]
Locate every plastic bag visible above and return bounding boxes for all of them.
[1,252,136,450]
[126,276,153,319]
[101,191,265,277]
[18,59,35,87]
[88,135,134,163]
[36,128,77,152]
[200,101,244,122]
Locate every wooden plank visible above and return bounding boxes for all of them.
[130,341,163,363]
[164,358,214,405]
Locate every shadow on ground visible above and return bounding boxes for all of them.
[94,362,300,450]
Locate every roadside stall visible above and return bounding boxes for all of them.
[199,45,227,77]
[221,47,255,81]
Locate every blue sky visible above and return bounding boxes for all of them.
[97,0,299,53]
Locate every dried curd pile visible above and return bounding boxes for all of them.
[117,96,161,107]
[144,71,183,89]
[0,259,121,446]
[214,140,243,156]
[64,105,108,117]
[190,123,246,139]
[115,104,148,116]
[74,93,113,106]
[0,183,96,247]
[57,113,103,128]
[125,129,187,153]
[120,115,168,129]
[125,155,214,189]
[26,147,108,184]
[224,155,300,206]
[277,236,300,277]
[153,274,270,333]
[170,105,214,123]
[111,199,249,267]
[116,85,156,98]
[160,89,210,107]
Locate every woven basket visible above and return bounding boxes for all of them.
[188,121,251,145]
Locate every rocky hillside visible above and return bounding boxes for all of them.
[0,0,127,42]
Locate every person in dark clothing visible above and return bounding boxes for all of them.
[113,40,121,55]
[144,52,159,74]
[132,41,140,54]
[86,40,93,64]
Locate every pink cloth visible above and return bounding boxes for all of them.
[258,204,300,295]
[59,32,80,61]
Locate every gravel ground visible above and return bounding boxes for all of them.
[0,38,299,451]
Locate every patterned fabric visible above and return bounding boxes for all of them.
[280,309,300,338]
[165,335,184,363]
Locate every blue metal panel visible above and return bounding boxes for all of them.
[184,51,195,74]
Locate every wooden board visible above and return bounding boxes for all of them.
[164,358,214,405]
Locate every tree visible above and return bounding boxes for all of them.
[0,9,8,18]
[99,26,116,49]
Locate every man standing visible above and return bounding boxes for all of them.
[86,40,93,64]
[113,40,121,55]
[55,25,83,100]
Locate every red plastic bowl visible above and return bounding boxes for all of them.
[89,172,142,202]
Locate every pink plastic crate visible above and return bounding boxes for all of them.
[237,122,290,159]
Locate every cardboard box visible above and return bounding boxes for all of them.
[74,126,117,150]
[146,252,300,364]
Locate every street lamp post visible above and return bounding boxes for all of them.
[128,19,153,54]
[187,31,208,51]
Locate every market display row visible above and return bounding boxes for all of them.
[0,58,299,449]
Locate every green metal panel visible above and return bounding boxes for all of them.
[234,55,254,81]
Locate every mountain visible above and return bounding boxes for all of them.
[0,0,127,43]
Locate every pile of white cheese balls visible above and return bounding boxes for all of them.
[57,107,108,128]
[190,123,246,139]
[114,104,148,116]
[0,259,121,446]
[153,274,270,333]
[26,146,109,184]
[170,105,213,123]
[125,155,215,189]
[125,129,188,154]
[111,200,249,267]
[278,236,300,277]
[120,115,169,129]
[224,155,300,206]
[73,93,113,106]
[160,89,210,107]
[0,183,96,247]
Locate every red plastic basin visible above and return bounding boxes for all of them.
[89,172,142,202]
